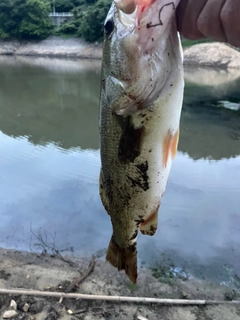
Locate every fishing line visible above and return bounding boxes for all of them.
[147,2,175,28]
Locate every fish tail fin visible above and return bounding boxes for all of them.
[106,236,138,283]
[140,204,159,236]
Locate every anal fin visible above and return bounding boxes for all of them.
[139,204,160,236]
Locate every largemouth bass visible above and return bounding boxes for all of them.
[99,0,184,283]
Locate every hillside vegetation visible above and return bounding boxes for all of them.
[0,0,111,41]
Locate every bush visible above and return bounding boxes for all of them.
[77,0,111,42]
[19,0,52,39]
[0,0,52,40]
[57,19,81,35]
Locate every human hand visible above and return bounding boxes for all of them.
[176,0,240,48]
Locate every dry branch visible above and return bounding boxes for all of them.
[66,255,95,293]
[0,288,239,305]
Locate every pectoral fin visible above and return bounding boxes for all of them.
[163,128,179,167]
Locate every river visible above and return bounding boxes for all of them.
[0,56,240,286]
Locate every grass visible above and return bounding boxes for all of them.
[181,37,213,48]
[151,265,176,285]
[125,281,139,292]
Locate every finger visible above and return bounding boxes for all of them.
[176,0,208,40]
[221,0,240,47]
[197,0,227,42]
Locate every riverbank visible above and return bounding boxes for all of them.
[1,248,240,320]
[1,37,240,68]
[0,37,102,59]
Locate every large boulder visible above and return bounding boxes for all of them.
[184,42,240,69]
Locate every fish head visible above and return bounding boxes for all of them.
[102,0,181,116]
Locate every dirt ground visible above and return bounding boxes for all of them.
[0,247,240,320]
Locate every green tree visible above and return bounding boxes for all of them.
[52,0,84,12]
[19,0,52,39]
[0,0,24,38]
[0,0,52,40]
[78,0,111,42]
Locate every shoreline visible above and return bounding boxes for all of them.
[0,37,240,68]
[0,36,103,60]
[0,247,240,320]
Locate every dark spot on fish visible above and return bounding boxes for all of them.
[149,225,155,234]
[135,215,144,226]
[105,177,114,204]
[170,84,173,87]
[168,52,170,56]
[136,100,145,110]
[136,161,149,190]
[101,79,105,89]
[126,161,149,191]
[141,113,146,118]
[149,149,152,153]
[130,230,138,240]
[118,116,145,164]
[136,161,148,175]
[152,38,154,42]
[127,175,142,190]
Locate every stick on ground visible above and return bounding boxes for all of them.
[0,289,239,305]
[66,255,95,293]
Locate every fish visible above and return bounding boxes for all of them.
[99,0,184,283]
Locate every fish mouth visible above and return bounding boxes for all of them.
[114,0,154,27]
[114,0,137,28]
[115,0,137,14]
[115,0,176,31]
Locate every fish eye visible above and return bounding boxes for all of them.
[104,20,114,35]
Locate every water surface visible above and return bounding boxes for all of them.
[0,56,240,285]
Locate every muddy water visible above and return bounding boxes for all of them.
[0,56,240,285]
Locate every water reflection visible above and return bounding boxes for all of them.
[0,56,101,149]
[0,56,240,283]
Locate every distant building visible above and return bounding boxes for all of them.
[49,12,74,26]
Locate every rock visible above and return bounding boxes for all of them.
[22,303,30,313]
[184,42,240,69]
[10,300,17,311]
[2,310,18,319]
[29,300,45,314]
[45,311,58,320]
